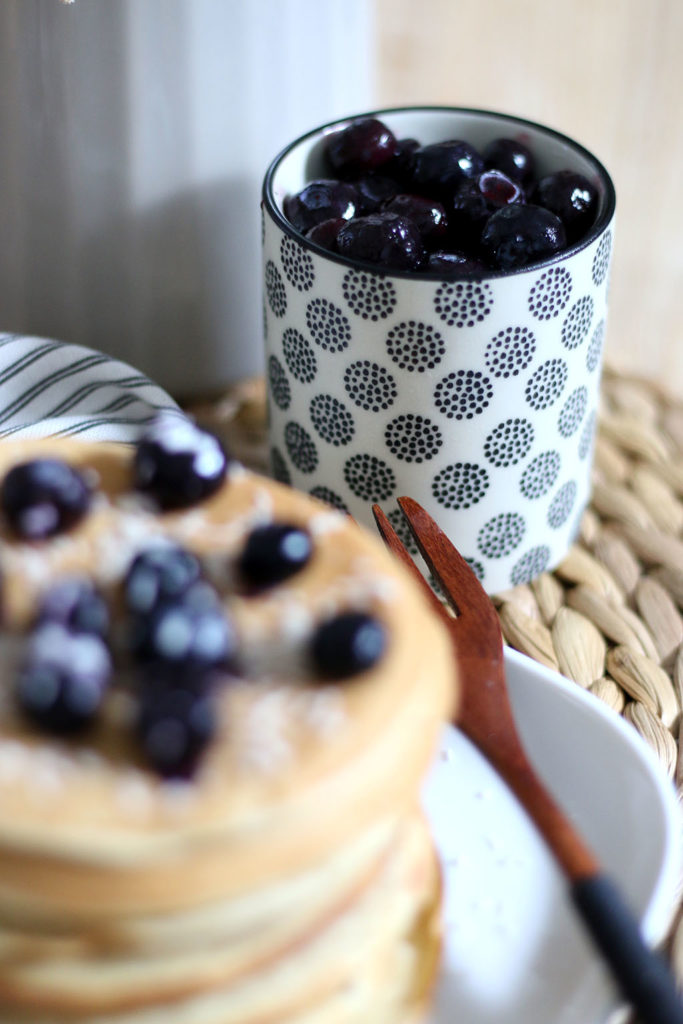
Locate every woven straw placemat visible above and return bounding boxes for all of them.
[186,366,683,996]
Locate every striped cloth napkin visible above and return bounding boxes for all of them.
[0,334,182,442]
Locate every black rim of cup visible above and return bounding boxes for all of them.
[262,104,617,281]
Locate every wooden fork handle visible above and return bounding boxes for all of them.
[572,873,683,1024]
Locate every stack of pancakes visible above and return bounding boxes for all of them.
[0,439,457,1023]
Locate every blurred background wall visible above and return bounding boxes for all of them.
[375,0,683,394]
[0,1,678,398]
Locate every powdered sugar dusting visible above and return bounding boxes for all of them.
[309,510,347,537]
[115,772,155,821]
[238,688,292,774]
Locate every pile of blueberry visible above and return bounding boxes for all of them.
[0,417,386,778]
[283,117,599,274]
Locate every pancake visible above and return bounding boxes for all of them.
[0,425,458,1022]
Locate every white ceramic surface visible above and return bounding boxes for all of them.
[262,107,616,593]
[0,0,375,397]
[423,647,681,1024]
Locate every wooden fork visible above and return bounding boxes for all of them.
[373,496,683,1024]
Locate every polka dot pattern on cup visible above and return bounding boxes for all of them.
[268,355,291,410]
[432,462,490,510]
[283,328,317,383]
[306,298,351,352]
[434,280,493,327]
[344,453,396,502]
[280,236,315,292]
[434,370,493,420]
[586,321,604,373]
[558,386,588,437]
[561,296,594,350]
[270,446,291,486]
[478,511,526,559]
[484,418,535,467]
[485,326,536,378]
[309,484,349,513]
[343,270,397,320]
[527,266,572,320]
[264,187,613,593]
[344,360,397,412]
[385,413,443,463]
[520,450,561,500]
[284,421,318,473]
[547,480,577,528]
[309,394,355,446]
[525,359,568,411]
[386,321,445,372]
[592,231,612,286]
[265,260,287,317]
[511,545,551,585]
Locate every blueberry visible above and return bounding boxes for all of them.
[305,217,346,253]
[352,175,400,214]
[532,170,598,243]
[325,118,398,177]
[481,204,566,270]
[16,623,112,734]
[410,140,484,198]
[238,523,313,591]
[137,685,215,778]
[384,194,448,248]
[427,250,487,276]
[336,212,425,271]
[483,137,535,185]
[1,459,91,540]
[124,545,202,617]
[311,612,387,679]
[131,581,237,676]
[134,414,229,510]
[36,578,109,637]
[450,169,525,248]
[283,179,358,234]
[385,137,420,183]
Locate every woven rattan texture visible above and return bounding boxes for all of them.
[186,368,683,996]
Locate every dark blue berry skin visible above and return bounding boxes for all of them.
[36,578,109,638]
[131,580,237,677]
[532,170,598,243]
[16,624,112,734]
[352,175,400,214]
[409,140,485,199]
[305,217,345,252]
[238,524,313,591]
[481,204,566,270]
[1,459,91,540]
[283,179,357,233]
[483,137,535,186]
[336,212,425,271]
[134,415,229,510]
[311,612,387,679]
[427,250,487,277]
[450,170,525,248]
[326,118,398,178]
[384,194,448,248]
[385,137,420,184]
[137,685,215,779]
[124,545,202,617]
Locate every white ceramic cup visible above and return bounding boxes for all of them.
[262,107,616,594]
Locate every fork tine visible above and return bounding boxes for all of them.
[396,496,501,636]
[371,504,445,620]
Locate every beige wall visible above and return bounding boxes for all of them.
[376,0,683,395]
